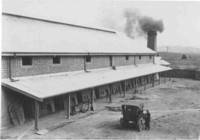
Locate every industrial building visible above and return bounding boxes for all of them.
[1,13,171,131]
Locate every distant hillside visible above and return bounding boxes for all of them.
[158,52,200,70]
[158,46,200,54]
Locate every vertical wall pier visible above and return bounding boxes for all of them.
[134,56,136,66]
[34,100,39,131]
[84,56,87,72]
[67,94,70,119]
[9,57,12,81]
[124,81,126,97]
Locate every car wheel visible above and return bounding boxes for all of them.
[120,118,124,128]
[137,116,145,132]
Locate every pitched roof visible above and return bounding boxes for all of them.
[2,13,155,56]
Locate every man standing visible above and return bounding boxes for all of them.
[145,110,151,130]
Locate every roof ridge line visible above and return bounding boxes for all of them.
[2,12,116,34]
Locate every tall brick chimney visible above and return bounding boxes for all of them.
[147,30,157,52]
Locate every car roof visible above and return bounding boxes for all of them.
[122,103,144,109]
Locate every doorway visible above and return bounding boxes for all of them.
[53,96,64,111]
[22,98,34,122]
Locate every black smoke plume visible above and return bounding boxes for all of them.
[101,7,164,39]
[138,16,164,33]
[123,8,164,39]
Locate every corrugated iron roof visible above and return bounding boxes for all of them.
[2,13,155,55]
[2,64,172,101]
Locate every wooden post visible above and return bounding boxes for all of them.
[34,100,39,131]
[144,77,146,90]
[152,74,155,87]
[159,73,161,85]
[67,94,70,119]
[164,72,166,83]
[110,84,112,103]
[91,88,94,110]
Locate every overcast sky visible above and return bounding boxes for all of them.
[3,0,200,48]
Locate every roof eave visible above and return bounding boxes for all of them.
[2,52,156,56]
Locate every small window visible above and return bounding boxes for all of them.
[86,56,91,63]
[149,55,152,59]
[22,56,32,66]
[126,56,129,60]
[139,55,142,60]
[53,56,60,64]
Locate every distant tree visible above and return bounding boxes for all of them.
[181,54,187,60]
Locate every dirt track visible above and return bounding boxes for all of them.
[2,78,200,139]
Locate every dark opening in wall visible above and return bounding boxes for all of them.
[53,56,61,64]
[126,56,129,60]
[22,56,32,66]
[86,56,91,62]
[109,56,113,66]
[139,55,142,60]
[23,98,34,121]
[149,55,152,59]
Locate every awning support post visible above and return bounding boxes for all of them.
[67,94,70,119]
[144,77,146,90]
[34,100,39,131]
[164,72,166,83]
[91,88,94,111]
[159,73,161,85]
[152,74,155,87]
[109,84,112,103]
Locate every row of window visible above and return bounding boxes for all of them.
[22,56,61,66]
[21,55,153,66]
[126,55,152,60]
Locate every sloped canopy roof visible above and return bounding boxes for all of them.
[2,64,171,101]
[2,13,155,56]
[155,56,171,66]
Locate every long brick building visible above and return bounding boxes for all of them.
[1,13,171,130]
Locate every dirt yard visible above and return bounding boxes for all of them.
[2,78,200,139]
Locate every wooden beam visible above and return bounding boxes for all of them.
[34,100,39,131]
[67,94,70,119]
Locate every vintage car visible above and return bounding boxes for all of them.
[120,103,146,132]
